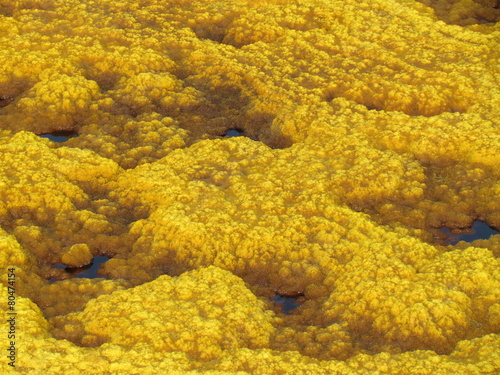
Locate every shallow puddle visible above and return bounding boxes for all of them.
[50,256,110,282]
[271,294,303,315]
[39,131,77,142]
[441,221,499,245]
[222,128,243,137]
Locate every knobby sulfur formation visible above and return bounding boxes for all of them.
[0,0,499,373]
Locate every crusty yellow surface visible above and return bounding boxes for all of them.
[0,0,499,373]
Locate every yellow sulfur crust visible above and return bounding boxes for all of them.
[0,0,499,373]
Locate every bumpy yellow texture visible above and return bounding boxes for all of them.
[0,0,499,373]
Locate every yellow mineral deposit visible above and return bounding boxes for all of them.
[0,0,499,373]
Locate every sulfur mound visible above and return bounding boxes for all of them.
[0,0,499,373]
[50,267,276,360]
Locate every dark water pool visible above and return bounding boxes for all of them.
[441,221,499,245]
[271,295,303,314]
[223,129,243,137]
[39,131,77,142]
[50,256,110,282]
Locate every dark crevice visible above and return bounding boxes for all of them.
[0,96,14,108]
[189,18,235,46]
[196,31,227,44]
[82,72,120,92]
[415,0,500,26]
[0,5,14,17]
